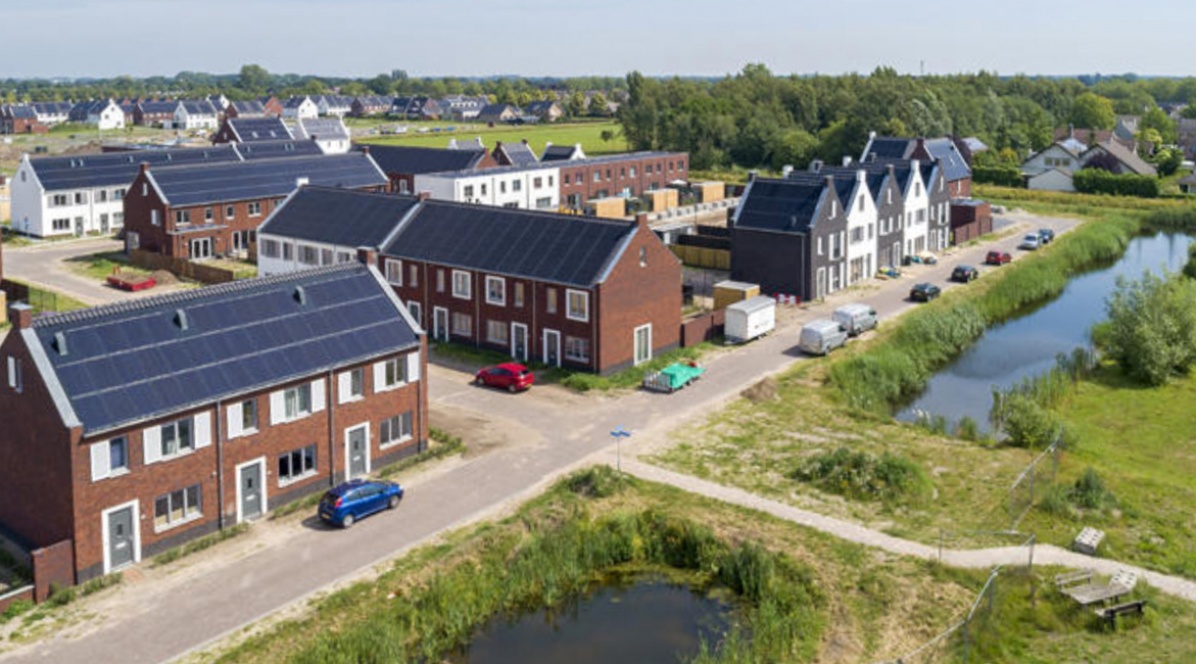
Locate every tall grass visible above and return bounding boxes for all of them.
[283,470,825,664]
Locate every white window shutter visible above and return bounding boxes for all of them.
[373,362,386,393]
[143,426,162,465]
[406,352,420,383]
[6,357,15,389]
[311,379,326,413]
[270,390,286,425]
[194,412,212,449]
[90,442,110,481]
[337,371,351,404]
[227,402,243,439]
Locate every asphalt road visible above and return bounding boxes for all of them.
[1,213,1080,664]
[1,237,181,306]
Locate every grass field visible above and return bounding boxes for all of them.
[354,119,628,156]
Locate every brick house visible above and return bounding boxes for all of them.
[133,101,179,128]
[350,96,392,118]
[0,264,427,583]
[366,145,497,194]
[259,96,285,117]
[257,186,682,374]
[554,152,690,212]
[210,117,292,144]
[225,100,268,119]
[122,152,388,259]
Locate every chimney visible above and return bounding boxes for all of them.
[296,177,310,188]
[521,138,529,145]
[139,161,150,173]
[9,302,33,330]
[781,164,794,177]
[915,137,926,156]
[417,191,431,201]
[747,170,758,182]
[360,145,370,156]
[809,159,823,173]
[886,163,896,178]
[869,130,877,141]
[635,212,649,229]
[824,175,834,188]
[544,141,552,149]
[856,169,866,183]
[841,156,853,167]
[356,246,378,267]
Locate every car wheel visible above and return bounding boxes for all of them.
[341,513,355,529]
[508,383,518,393]
[474,376,484,386]
[388,495,400,510]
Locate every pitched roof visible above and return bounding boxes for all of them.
[1090,139,1157,176]
[365,144,488,175]
[139,101,179,115]
[227,117,293,142]
[229,100,267,116]
[920,138,972,183]
[293,117,350,141]
[233,139,323,160]
[540,144,584,161]
[28,145,243,192]
[285,96,312,109]
[383,200,635,287]
[146,153,387,207]
[448,137,485,150]
[734,177,831,234]
[179,100,217,116]
[260,186,421,248]
[494,141,538,167]
[28,264,419,435]
[862,136,914,160]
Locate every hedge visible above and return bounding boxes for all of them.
[972,165,1024,188]
[1073,168,1160,198]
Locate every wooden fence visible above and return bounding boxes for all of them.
[670,245,731,270]
[128,250,236,285]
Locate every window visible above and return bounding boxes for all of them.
[98,190,108,203]
[886,189,892,204]
[321,248,333,265]
[485,276,505,305]
[6,356,21,393]
[639,247,648,267]
[160,418,194,459]
[283,242,294,261]
[452,270,471,299]
[154,484,202,530]
[535,197,552,209]
[499,181,507,194]
[464,184,475,199]
[204,207,213,222]
[399,180,411,194]
[90,436,129,481]
[339,367,364,403]
[336,251,352,263]
[248,201,262,216]
[816,237,823,256]
[386,259,403,285]
[408,301,421,322]
[481,183,487,196]
[487,320,509,344]
[546,287,558,314]
[284,384,312,420]
[299,245,319,265]
[226,205,235,219]
[278,445,317,483]
[533,177,543,188]
[142,184,148,197]
[379,357,407,389]
[52,218,70,231]
[566,289,589,322]
[565,336,590,362]
[115,188,125,200]
[408,264,418,287]
[512,179,522,192]
[858,195,864,212]
[451,312,472,336]
[915,183,922,197]
[436,269,446,293]
[851,227,864,243]
[593,171,601,183]
[261,239,280,258]
[74,192,86,205]
[380,412,413,448]
[916,209,926,223]
[151,210,160,227]
[514,282,525,307]
[240,400,257,433]
[630,166,637,177]
[548,175,554,187]
[175,210,190,225]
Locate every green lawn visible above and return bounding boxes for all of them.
[355,119,628,156]
[64,251,153,282]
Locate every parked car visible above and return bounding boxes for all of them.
[318,479,404,528]
[1038,228,1056,244]
[951,265,980,283]
[474,363,535,392]
[1019,234,1041,250]
[798,319,849,355]
[909,282,941,302]
[832,303,878,337]
[985,250,1012,266]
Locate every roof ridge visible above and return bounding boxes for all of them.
[33,263,363,329]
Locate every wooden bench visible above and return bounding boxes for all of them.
[1054,569,1095,589]
[1061,570,1138,606]
[1094,599,1147,629]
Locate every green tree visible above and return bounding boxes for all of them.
[1102,272,1196,386]
[1070,92,1116,130]
[1140,106,1177,144]
[238,64,271,93]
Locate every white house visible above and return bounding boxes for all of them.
[282,96,319,120]
[413,163,561,210]
[316,96,352,117]
[88,100,125,130]
[842,170,878,286]
[1022,142,1084,178]
[174,100,220,131]
[30,102,71,126]
[1027,168,1075,192]
[900,159,930,257]
[292,117,351,155]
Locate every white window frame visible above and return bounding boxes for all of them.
[634,323,652,366]
[386,259,403,286]
[338,367,365,404]
[374,357,409,392]
[277,444,318,486]
[235,457,268,524]
[380,411,414,449]
[90,436,130,482]
[566,289,590,322]
[452,270,471,300]
[6,356,21,393]
[485,276,506,306]
[248,201,262,217]
[152,483,203,533]
[407,301,422,323]
[100,499,141,575]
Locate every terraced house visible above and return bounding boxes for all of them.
[0,264,427,583]
[257,186,682,373]
[122,152,388,259]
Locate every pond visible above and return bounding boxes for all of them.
[897,232,1194,431]
[448,575,734,664]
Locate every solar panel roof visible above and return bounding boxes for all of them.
[260,186,420,248]
[228,117,292,142]
[31,264,419,436]
[30,145,243,192]
[234,139,323,160]
[148,153,387,207]
[734,178,828,234]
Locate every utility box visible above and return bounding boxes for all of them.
[693,181,725,203]
[713,280,760,311]
[725,295,776,344]
[646,188,679,212]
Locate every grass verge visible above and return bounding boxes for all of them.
[153,524,251,567]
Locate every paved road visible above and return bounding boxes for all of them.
[4,213,1114,664]
[1,238,186,307]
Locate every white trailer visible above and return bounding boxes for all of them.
[724,295,776,344]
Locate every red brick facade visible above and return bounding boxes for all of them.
[557,154,689,211]
[0,306,427,583]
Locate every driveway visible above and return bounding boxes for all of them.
[2,238,188,307]
[2,213,1084,664]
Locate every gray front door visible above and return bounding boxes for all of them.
[107,507,135,570]
[512,324,528,361]
[241,463,262,521]
[544,329,560,367]
[433,307,449,343]
[349,427,367,478]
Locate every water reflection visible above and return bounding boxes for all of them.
[898,233,1193,431]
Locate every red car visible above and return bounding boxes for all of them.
[474,363,535,392]
[985,250,1012,266]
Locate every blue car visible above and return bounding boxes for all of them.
[318,479,404,528]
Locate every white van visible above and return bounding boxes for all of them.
[725,296,776,344]
[798,319,849,356]
[832,303,878,337]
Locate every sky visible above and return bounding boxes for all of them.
[5,0,1196,80]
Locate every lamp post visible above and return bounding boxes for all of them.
[610,426,631,474]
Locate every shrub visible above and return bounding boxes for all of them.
[990,393,1059,448]
[0,599,33,623]
[791,447,928,502]
[972,165,1024,187]
[1101,271,1196,385]
[956,416,980,442]
[1071,467,1115,510]
[46,583,76,607]
[563,466,623,498]
[1073,168,1160,198]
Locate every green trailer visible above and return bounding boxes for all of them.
[642,362,706,393]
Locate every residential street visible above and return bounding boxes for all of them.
[2,212,1121,664]
[1,238,190,307]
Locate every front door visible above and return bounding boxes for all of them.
[74,217,84,237]
[100,213,110,234]
[543,329,561,367]
[634,324,652,365]
[107,506,135,570]
[240,462,263,521]
[511,323,528,362]
[126,231,140,252]
[433,307,449,343]
[348,426,368,479]
[190,237,212,259]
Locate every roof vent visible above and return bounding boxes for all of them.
[53,332,68,356]
[174,309,189,331]
[294,285,307,305]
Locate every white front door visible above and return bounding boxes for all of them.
[634,324,652,366]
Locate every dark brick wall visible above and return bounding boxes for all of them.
[122,169,170,253]
[950,202,992,245]
[732,230,812,300]
[558,154,689,209]
[31,540,74,601]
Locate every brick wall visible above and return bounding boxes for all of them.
[122,169,170,254]
[558,154,689,209]
[31,540,74,601]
